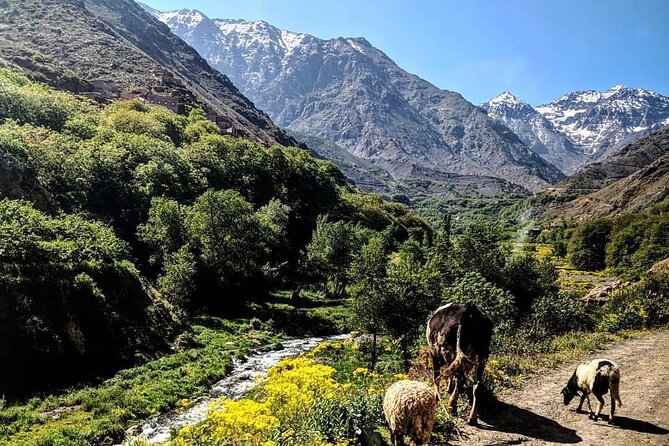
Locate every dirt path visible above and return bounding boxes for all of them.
[454,331,669,446]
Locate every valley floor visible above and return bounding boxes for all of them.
[455,331,669,445]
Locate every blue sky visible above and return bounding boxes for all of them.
[142,0,669,105]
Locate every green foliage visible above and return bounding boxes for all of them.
[0,70,434,405]
[139,190,290,309]
[0,199,177,397]
[537,223,572,258]
[305,216,370,297]
[0,68,93,131]
[452,221,508,282]
[567,219,613,271]
[349,235,390,367]
[445,272,516,333]
[564,204,669,277]
[382,239,442,362]
[158,246,197,311]
[501,255,559,316]
[529,291,594,337]
[599,272,669,332]
[0,69,428,309]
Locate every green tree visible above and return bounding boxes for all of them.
[349,235,389,368]
[157,245,197,315]
[137,197,187,266]
[568,219,613,271]
[186,189,268,289]
[383,239,442,367]
[305,216,368,297]
[502,254,559,317]
[446,272,516,333]
[453,221,508,282]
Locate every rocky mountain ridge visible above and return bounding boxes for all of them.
[536,85,669,159]
[148,7,565,193]
[483,86,669,173]
[481,92,586,173]
[0,0,296,146]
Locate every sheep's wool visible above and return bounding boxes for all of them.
[383,380,437,445]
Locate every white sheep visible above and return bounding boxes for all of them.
[383,380,437,446]
[561,358,622,424]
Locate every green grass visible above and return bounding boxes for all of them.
[0,290,352,446]
[246,291,354,336]
[0,318,285,446]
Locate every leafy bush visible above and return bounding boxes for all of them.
[599,272,669,332]
[529,291,594,337]
[0,199,178,397]
[0,68,93,131]
[501,255,559,316]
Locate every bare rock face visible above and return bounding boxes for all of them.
[649,257,669,275]
[149,7,565,192]
[0,0,297,146]
[582,281,623,305]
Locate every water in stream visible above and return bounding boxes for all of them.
[124,334,349,444]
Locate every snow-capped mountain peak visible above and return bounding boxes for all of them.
[487,91,528,108]
[150,7,207,34]
[537,85,669,157]
[482,91,586,173]
[214,19,312,55]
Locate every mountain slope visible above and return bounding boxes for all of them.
[554,124,669,198]
[482,92,586,173]
[541,125,669,219]
[0,0,296,146]
[546,153,669,220]
[536,85,669,159]
[287,130,397,194]
[149,8,565,192]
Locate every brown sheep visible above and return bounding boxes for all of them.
[383,380,437,446]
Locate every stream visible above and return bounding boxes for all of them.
[123,334,349,444]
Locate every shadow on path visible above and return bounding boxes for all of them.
[477,398,582,444]
[609,416,669,435]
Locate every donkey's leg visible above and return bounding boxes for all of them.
[447,375,460,415]
[468,361,486,426]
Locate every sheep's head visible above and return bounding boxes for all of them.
[561,387,576,405]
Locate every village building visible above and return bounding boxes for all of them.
[206,113,238,136]
[119,92,146,102]
[91,80,120,98]
[146,93,181,113]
